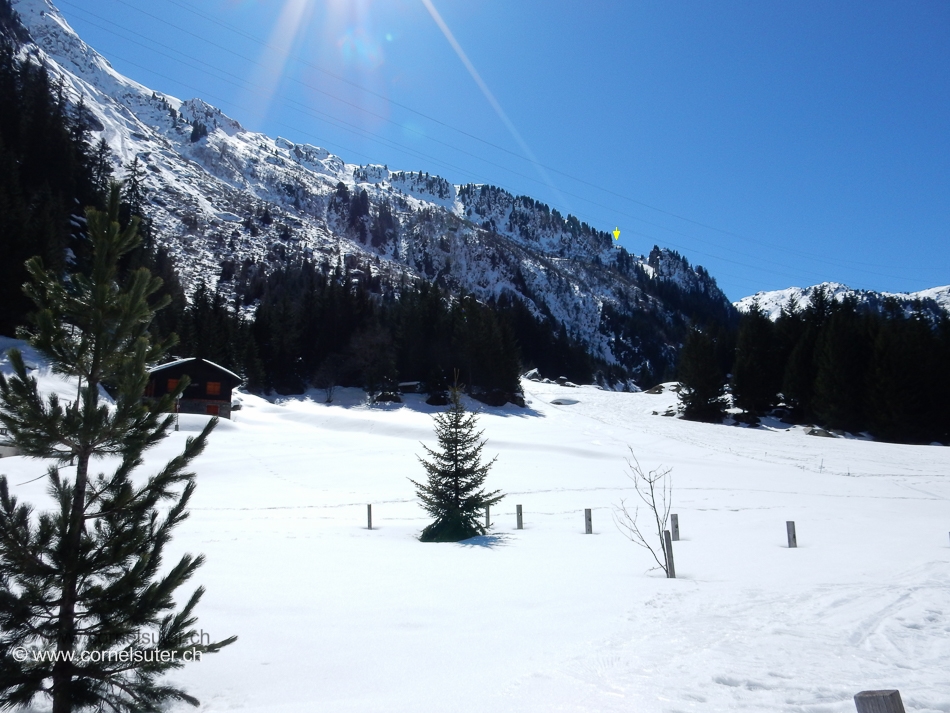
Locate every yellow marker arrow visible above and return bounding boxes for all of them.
[613,227,620,240]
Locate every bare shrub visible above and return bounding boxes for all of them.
[613,449,673,575]
[313,353,345,404]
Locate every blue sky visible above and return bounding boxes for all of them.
[55,0,949,300]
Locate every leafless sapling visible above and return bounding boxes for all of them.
[613,449,673,575]
[313,352,345,404]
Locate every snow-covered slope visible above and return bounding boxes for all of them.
[3,336,949,712]
[736,282,950,321]
[9,0,732,383]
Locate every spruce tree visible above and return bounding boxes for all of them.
[0,185,235,713]
[89,137,114,204]
[677,327,727,423]
[936,316,950,444]
[867,312,938,444]
[813,305,871,433]
[121,157,147,220]
[411,387,503,542]
[731,303,779,420]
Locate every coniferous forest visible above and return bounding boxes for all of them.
[0,20,590,403]
[1,14,948,446]
[678,293,950,444]
[0,39,102,336]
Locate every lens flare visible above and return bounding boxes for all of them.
[419,0,565,205]
[243,0,317,122]
[337,27,383,70]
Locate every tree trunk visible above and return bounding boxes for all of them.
[51,449,88,713]
[51,378,96,713]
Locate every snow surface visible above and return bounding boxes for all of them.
[3,339,949,712]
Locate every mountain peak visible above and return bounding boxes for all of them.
[14,0,135,89]
[179,98,243,136]
[7,0,738,385]
[735,282,950,320]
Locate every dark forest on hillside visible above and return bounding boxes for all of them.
[0,23,594,402]
[1,16,948,444]
[678,291,950,444]
[172,261,595,399]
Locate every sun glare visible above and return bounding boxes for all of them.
[242,0,394,124]
[327,0,384,69]
[337,27,383,69]
[243,0,317,121]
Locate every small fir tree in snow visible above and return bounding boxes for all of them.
[411,386,503,542]
[0,185,235,713]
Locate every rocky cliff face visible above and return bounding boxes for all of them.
[10,0,735,385]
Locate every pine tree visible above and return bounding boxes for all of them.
[90,137,114,204]
[731,303,779,420]
[121,157,147,220]
[867,312,939,443]
[0,185,235,713]
[677,327,727,423]
[780,289,831,421]
[411,386,503,542]
[813,304,871,433]
[189,120,207,143]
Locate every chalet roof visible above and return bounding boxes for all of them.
[147,357,242,383]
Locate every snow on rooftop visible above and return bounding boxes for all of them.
[148,357,241,382]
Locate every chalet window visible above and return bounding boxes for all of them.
[167,378,179,391]
[206,381,221,396]
[206,404,220,416]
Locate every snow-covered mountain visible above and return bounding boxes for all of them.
[735,282,950,321]
[7,0,733,384]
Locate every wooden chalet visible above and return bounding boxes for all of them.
[145,358,242,419]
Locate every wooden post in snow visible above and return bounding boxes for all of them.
[516,504,523,530]
[664,530,676,578]
[671,513,680,541]
[853,690,905,713]
[584,508,592,534]
[367,504,372,530]
[786,520,797,548]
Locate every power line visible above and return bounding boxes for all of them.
[56,0,940,289]
[140,0,929,275]
[59,7,847,287]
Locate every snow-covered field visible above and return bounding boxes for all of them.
[3,344,949,712]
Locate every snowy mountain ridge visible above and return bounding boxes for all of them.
[735,282,950,321]
[9,0,733,384]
